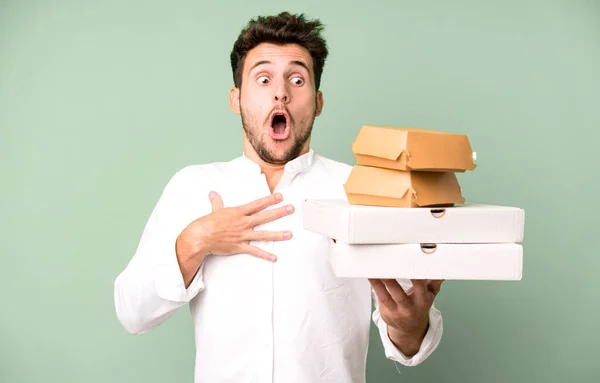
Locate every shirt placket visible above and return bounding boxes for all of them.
[269,171,297,383]
[256,173,276,383]
[253,169,299,383]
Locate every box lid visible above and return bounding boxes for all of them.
[352,125,477,172]
[302,199,525,244]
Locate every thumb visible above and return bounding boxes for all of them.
[208,191,224,212]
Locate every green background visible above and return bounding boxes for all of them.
[1,0,598,382]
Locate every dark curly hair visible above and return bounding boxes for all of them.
[230,12,329,90]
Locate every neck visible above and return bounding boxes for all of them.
[243,138,310,193]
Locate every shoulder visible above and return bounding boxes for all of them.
[168,162,221,183]
[162,158,238,192]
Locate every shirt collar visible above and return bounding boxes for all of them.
[233,149,315,176]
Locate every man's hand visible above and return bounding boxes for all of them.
[369,279,444,357]
[176,191,294,287]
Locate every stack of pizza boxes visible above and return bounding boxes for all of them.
[302,126,525,281]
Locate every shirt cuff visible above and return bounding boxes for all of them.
[375,304,443,366]
[152,239,206,303]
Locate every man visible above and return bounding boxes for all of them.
[114,12,444,383]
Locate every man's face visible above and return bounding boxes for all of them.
[230,43,323,165]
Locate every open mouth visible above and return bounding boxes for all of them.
[270,113,289,140]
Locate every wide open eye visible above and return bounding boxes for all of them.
[291,76,304,85]
[257,76,270,84]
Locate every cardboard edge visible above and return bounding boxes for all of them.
[352,125,407,161]
[515,244,524,280]
[354,153,409,170]
[302,199,351,243]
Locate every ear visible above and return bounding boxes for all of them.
[229,87,240,114]
[315,90,324,117]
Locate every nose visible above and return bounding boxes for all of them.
[273,84,290,104]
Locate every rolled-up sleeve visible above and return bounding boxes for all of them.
[114,167,207,334]
[371,280,444,367]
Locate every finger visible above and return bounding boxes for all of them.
[251,204,294,226]
[410,279,429,298]
[209,191,224,212]
[381,279,410,304]
[427,279,444,297]
[239,193,283,215]
[245,230,293,242]
[369,279,396,309]
[240,244,277,262]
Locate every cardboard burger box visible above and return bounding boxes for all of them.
[352,125,476,172]
[301,125,525,281]
[344,165,465,208]
[344,125,477,208]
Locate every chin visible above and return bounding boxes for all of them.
[268,148,292,162]
[259,144,296,165]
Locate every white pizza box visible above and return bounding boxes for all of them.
[329,240,523,280]
[302,199,524,244]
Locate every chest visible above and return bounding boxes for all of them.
[196,171,350,293]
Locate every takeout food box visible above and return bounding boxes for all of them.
[352,125,477,172]
[328,241,523,280]
[307,124,524,281]
[343,165,465,208]
[302,199,525,244]
[302,199,525,280]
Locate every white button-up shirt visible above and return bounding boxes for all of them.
[114,149,443,383]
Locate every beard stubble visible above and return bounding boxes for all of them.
[240,101,316,165]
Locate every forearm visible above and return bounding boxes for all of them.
[177,250,206,289]
[115,234,207,334]
[175,231,210,288]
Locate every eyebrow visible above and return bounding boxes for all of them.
[249,60,311,74]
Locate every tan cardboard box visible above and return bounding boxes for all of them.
[352,125,477,172]
[343,165,465,208]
